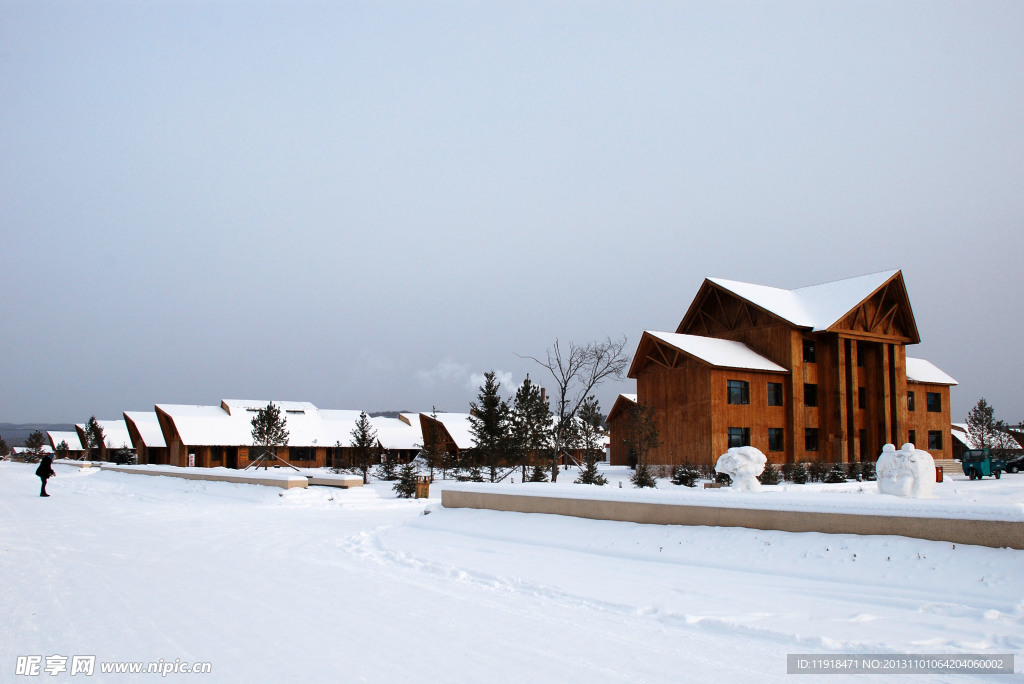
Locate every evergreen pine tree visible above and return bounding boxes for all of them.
[671,463,701,487]
[630,463,657,488]
[350,411,379,484]
[573,396,608,485]
[781,462,794,482]
[54,440,69,461]
[527,464,548,482]
[846,461,862,481]
[249,402,290,469]
[83,417,104,461]
[376,452,398,481]
[825,462,847,483]
[792,462,809,484]
[393,461,418,498]
[808,460,828,482]
[0,435,9,457]
[24,430,46,459]
[469,371,513,482]
[861,461,876,481]
[758,461,780,485]
[511,376,553,482]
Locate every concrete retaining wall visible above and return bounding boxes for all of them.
[442,489,1023,550]
[101,465,308,489]
[307,474,364,488]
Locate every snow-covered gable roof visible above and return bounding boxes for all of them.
[123,411,167,448]
[645,331,788,373]
[13,445,53,454]
[905,357,958,386]
[371,416,423,451]
[428,412,475,450]
[75,420,134,450]
[47,431,83,451]
[950,422,1021,450]
[708,270,899,331]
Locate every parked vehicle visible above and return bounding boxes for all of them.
[961,449,1006,480]
[1004,453,1024,474]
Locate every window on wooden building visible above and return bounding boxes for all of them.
[767,382,783,406]
[804,383,818,407]
[727,380,750,405]
[928,430,943,450]
[728,427,750,448]
[856,342,866,367]
[289,447,315,461]
[803,339,817,363]
[768,428,784,452]
[926,392,942,413]
[805,428,819,451]
[209,446,222,462]
[908,430,916,447]
[857,387,866,409]
[907,391,916,411]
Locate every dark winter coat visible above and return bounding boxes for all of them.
[35,456,55,479]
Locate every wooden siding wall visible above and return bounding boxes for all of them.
[904,383,953,460]
[709,369,789,464]
[637,360,712,465]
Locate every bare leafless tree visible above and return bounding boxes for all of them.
[521,335,629,481]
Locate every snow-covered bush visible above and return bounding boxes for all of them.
[671,464,701,487]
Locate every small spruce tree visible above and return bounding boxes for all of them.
[83,417,104,461]
[528,464,549,482]
[393,461,418,498]
[825,462,847,484]
[377,452,398,481]
[861,461,876,481]
[808,460,828,482]
[54,440,69,461]
[573,396,608,485]
[249,402,290,468]
[25,430,46,460]
[792,462,809,484]
[758,461,780,485]
[350,412,379,484]
[781,462,794,482]
[671,463,701,487]
[846,461,862,481]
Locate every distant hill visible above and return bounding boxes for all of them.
[0,423,76,447]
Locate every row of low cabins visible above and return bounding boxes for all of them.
[46,270,974,471]
[46,402,485,470]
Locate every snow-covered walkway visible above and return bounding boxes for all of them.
[2,462,1021,682]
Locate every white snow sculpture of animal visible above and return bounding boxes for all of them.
[877,442,936,498]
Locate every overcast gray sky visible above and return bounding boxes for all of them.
[2,1,1022,426]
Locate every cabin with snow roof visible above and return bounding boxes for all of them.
[619,270,957,467]
[75,419,135,461]
[605,394,638,466]
[123,411,169,464]
[154,400,423,469]
[47,430,85,459]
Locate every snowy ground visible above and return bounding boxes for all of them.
[2,462,1021,683]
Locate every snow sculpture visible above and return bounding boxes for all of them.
[715,446,767,492]
[876,443,936,498]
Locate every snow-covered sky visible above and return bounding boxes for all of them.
[2,2,1022,424]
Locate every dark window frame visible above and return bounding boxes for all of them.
[727,427,751,448]
[804,383,818,407]
[857,387,866,410]
[928,430,943,450]
[767,382,784,406]
[908,429,916,447]
[907,391,916,412]
[289,446,316,462]
[768,428,784,452]
[805,427,819,452]
[926,392,942,413]
[727,380,750,405]
[803,339,817,363]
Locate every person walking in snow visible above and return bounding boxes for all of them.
[35,455,55,497]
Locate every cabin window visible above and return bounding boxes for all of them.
[209,446,222,462]
[805,428,819,452]
[803,339,817,363]
[727,380,750,405]
[728,427,750,448]
[928,430,943,450]
[908,430,916,447]
[767,382,783,406]
[857,387,866,409]
[926,392,941,413]
[804,383,818,407]
[249,446,274,460]
[907,391,916,411]
[289,447,315,461]
[768,428,784,452]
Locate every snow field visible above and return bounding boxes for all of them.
[2,461,1021,683]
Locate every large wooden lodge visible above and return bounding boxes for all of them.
[612,270,957,467]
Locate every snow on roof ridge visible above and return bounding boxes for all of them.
[645,331,788,373]
[905,357,958,386]
[708,269,900,331]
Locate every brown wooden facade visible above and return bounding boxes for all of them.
[620,271,955,467]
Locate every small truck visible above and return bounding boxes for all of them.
[961,449,1006,480]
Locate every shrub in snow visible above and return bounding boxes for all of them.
[458,465,485,482]
[630,463,657,488]
[846,461,862,481]
[527,465,548,482]
[575,461,609,486]
[780,462,794,482]
[791,463,809,484]
[671,464,701,487]
[393,462,418,498]
[714,446,767,492]
[861,461,876,481]
[824,463,847,484]
[714,470,732,486]
[757,461,780,485]
[877,443,935,498]
[808,461,828,483]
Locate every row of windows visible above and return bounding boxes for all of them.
[728,380,944,414]
[803,339,870,367]
[727,428,945,452]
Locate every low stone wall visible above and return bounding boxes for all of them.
[101,465,308,490]
[306,474,363,488]
[442,489,1023,550]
